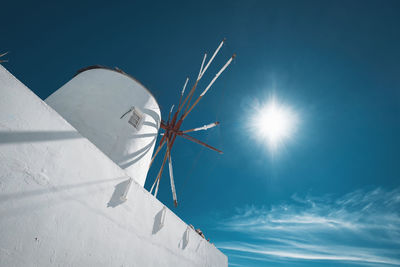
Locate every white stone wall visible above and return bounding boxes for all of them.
[45,68,161,187]
[0,65,227,267]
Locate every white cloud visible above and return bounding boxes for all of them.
[217,188,400,266]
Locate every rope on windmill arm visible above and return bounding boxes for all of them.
[200,39,225,79]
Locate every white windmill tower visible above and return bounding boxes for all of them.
[46,66,161,187]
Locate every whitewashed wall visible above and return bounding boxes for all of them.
[0,65,227,267]
[45,68,161,187]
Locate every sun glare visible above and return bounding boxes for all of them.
[251,97,298,152]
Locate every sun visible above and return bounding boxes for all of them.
[251,96,298,152]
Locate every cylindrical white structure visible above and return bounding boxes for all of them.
[45,66,160,187]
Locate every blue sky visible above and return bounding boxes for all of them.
[1,0,400,265]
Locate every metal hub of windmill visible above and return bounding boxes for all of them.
[149,39,235,207]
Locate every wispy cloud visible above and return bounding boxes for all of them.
[216,188,400,266]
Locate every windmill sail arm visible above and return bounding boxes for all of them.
[149,138,166,169]
[197,53,207,80]
[181,77,189,96]
[167,138,178,207]
[182,122,219,133]
[178,80,198,114]
[177,77,190,113]
[149,41,234,206]
[180,133,223,154]
[200,39,225,79]
[182,54,235,120]
[181,40,224,115]
[167,105,175,122]
[151,145,169,197]
[200,54,235,97]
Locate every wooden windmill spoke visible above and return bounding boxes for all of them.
[180,133,223,154]
[149,138,166,169]
[167,105,175,123]
[159,120,169,145]
[181,80,199,115]
[179,54,205,115]
[150,144,169,196]
[168,112,179,132]
[148,40,234,206]
[181,52,210,115]
[154,175,161,197]
[199,39,225,79]
[150,137,168,194]
[182,54,235,121]
[180,39,223,116]
[159,133,167,146]
[177,77,189,111]
[167,119,183,151]
[166,138,178,207]
[182,95,202,121]
[160,120,170,132]
[183,52,212,115]
[197,53,207,80]
[200,54,236,98]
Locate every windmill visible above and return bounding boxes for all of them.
[149,39,235,207]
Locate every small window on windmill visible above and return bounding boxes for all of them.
[128,107,144,131]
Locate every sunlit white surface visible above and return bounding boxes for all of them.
[251,96,298,152]
[0,65,227,267]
